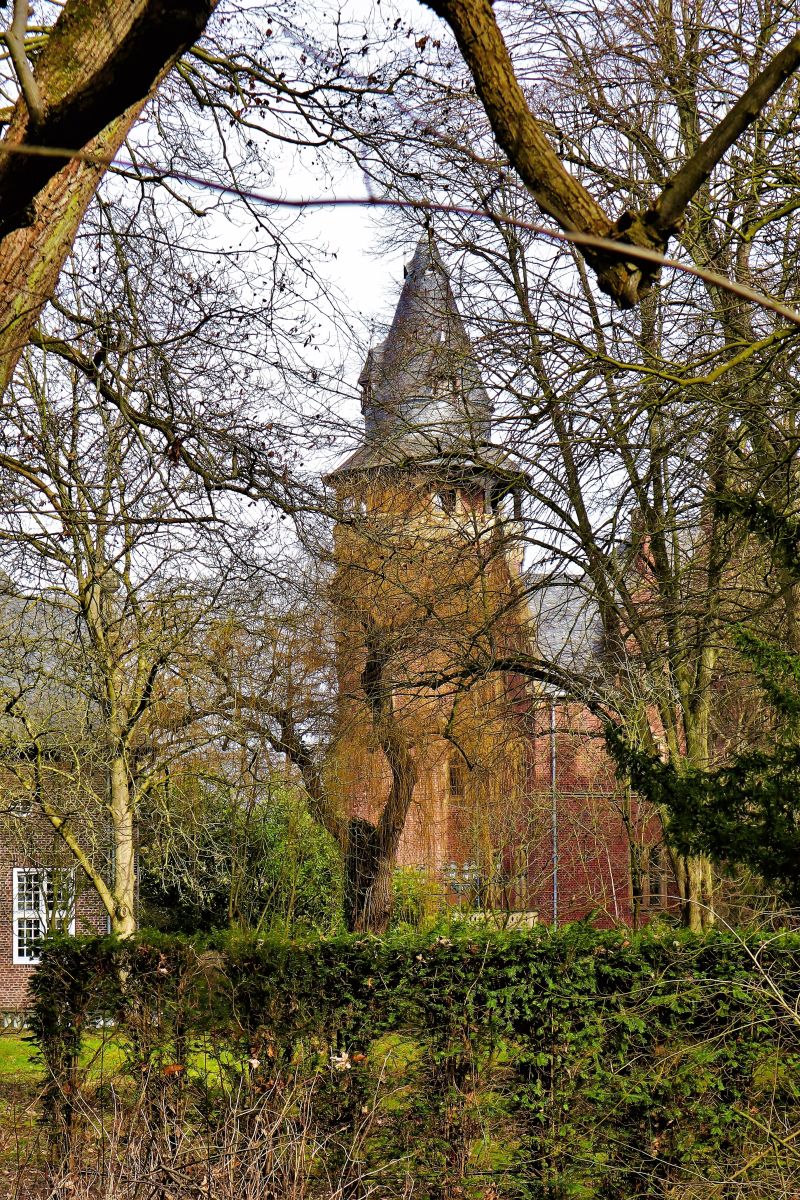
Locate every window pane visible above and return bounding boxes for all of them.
[15,870,39,914]
[449,761,466,797]
[44,872,70,916]
[16,915,41,961]
[13,868,75,962]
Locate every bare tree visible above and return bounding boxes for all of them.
[422,0,800,308]
[0,197,307,933]
[342,0,800,928]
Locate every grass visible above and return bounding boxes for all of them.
[0,1035,44,1186]
[0,1035,37,1078]
[0,1031,255,1088]
[0,1032,128,1080]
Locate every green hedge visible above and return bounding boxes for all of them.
[30,924,800,1198]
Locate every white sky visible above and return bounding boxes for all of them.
[268,0,438,379]
[291,160,410,358]
[114,0,445,459]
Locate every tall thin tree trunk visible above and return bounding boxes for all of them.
[109,754,136,937]
[701,857,715,928]
[683,855,705,932]
[681,709,716,930]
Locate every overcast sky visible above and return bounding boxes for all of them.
[272,0,437,377]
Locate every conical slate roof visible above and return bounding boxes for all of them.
[328,233,496,478]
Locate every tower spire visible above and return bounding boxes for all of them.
[329,234,493,478]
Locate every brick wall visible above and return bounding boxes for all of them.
[368,695,675,929]
[523,701,676,925]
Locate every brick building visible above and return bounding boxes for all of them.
[0,805,108,1013]
[326,232,671,926]
[0,597,111,1010]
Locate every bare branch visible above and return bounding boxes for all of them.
[0,0,218,400]
[421,0,651,307]
[423,0,800,308]
[4,0,44,129]
[0,0,217,239]
[652,33,800,234]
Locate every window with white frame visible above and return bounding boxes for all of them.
[12,868,75,964]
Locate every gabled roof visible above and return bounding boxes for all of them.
[326,232,495,480]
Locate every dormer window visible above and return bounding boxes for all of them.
[432,376,459,401]
[491,489,514,520]
[341,496,366,519]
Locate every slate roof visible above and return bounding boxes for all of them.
[327,232,495,480]
[526,572,604,676]
[0,579,88,742]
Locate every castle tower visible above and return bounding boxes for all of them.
[324,233,534,927]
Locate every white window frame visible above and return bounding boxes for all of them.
[12,867,76,965]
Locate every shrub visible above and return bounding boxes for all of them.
[30,925,800,1199]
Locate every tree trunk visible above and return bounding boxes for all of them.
[0,111,142,396]
[342,621,419,932]
[0,0,216,396]
[109,754,136,937]
[701,856,715,928]
[343,818,394,933]
[682,855,705,932]
[673,852,714,931]
[679,709,716,930]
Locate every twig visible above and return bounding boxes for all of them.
[655,34,800,233]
